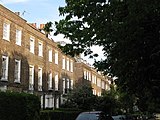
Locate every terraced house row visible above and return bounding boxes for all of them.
[0,5,111,109]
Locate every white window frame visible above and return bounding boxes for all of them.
[3,22,10,41]
[62,78,65,94]
[30,37,35,54]
[102,81,105,89]
[84,70,87,79]
[48,72,52,90]
[1,56,9,81]
[29,65,34,90]
[92,75,96,84]
[89,72,91,81]
[87,71,89,80]
[67,59,69,71]
[93,89,96,95]
[55,73,58,91]
[38,67,42,91]
[62,57,65,69]
[70,60,73,72]
[38,42,43,57]
[97,78,101,87]
[94,76,97,84]
[70,80,73,89]
[48,49,52,62]
[56,97,59,108]
[55,51,58,64]
[15,29,22,46]
[14,59,21,83]
[67,79,69,89]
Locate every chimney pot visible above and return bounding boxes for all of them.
[40,24,45,29]
[15,12,20,16]
[29,23,37,28]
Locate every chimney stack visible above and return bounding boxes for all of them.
[15,12,20,16]
[39,24,45,30]
[29,23,37,28]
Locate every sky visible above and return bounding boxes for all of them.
[0,0,104,65]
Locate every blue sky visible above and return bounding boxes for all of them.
[1,0,65,25]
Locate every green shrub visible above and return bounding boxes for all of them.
[0,91,40,120]
[40,109,82,120]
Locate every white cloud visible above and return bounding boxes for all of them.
[0,0,29,4]
[52,34,71,44]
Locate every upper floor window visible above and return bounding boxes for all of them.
[55,51,58,64]
[3,22,10,41]
[67,59,69,71]
[55,73,58,90]
[92,75,97,84]
[87,71,89,80]
[14,59,21,83]
[97,78,101,87]
[62,57,65,69]
[70,60,73,72]
[29,65,34,90]
[102,81,105,89]
[1,56,9,81]
[15,29,22,46]
[48,49,52,62]
[38,42,43,57]
[30,37,35,54]
[89,72,91,81]
[84,70,87,79]
[38,67,42,91]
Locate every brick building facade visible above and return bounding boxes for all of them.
[0,4,110,109]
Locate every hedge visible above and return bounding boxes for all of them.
[0,91,40,120]
[40,108,82,120]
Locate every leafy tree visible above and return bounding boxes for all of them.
[43,21,53,37]
[61,84,98,110]
[55,0,160,112]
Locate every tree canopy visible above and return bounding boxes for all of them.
[55,0,160,112]
[61,84,97,110]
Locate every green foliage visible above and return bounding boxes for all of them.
[43,21,53,37]
[0,91,40,120]
[40,109,81,120]
[55,0,160,113]
[61,84,98,110]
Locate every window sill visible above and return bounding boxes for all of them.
[14,80,21,84]
[1,79,8,82]
[3,38,10,41]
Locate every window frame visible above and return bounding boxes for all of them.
[1,55,9,81]
[30,37,35,54]
[3,22,10,41]
[62,57,65,69]
[48,49,52,62]
[29,65,34,90]
[15,29,22,46]
[55,51,58,64]
[67,58,69,71]
[55,73,58,90]
[38,42,43,57]
[48,71,52,90]
[38,67,43,91]
[14,59,21,83]
[70,60,73,72]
